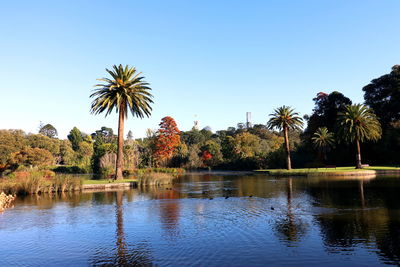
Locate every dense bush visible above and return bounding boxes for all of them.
[10,147,54,167]
[123,167,185,176]
[52,165,92,174]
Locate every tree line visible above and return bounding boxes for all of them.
[1,65,399,177]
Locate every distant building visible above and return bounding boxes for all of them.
[193,114,199,130]
[246,112,252,128]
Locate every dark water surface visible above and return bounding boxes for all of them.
[1,173,400,266]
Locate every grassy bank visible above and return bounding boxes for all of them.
[0,171,83,195]
[1,167,183,195]
[257,166,400,176]
[82,168,183,185]
[82,172,177,187]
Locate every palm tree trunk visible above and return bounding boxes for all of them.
[356,139,362,169]
[284,127,292,170]
[116,106,125,180]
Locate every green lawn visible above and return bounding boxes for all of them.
[257,166,400,174]
[82,178,138,185]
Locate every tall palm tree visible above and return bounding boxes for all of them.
[312,127,335,163]
[267,106,303,170]
[337,104,381,169]
[90,64,153,179]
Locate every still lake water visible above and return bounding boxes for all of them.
[1,173,400,266]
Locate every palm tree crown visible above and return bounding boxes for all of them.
[337,104,381,143]
[90,64,153,118]
[312,127,335,150]
[267,106,303,131]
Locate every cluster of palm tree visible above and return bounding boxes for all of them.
[90,64,383,177]
[267,104,382,170]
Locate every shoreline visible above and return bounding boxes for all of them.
[82,181,137,190]
[257,169,400,177]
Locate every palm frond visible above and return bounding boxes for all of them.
[267,105,304,131]
[312,127,335,150]
[337,104,382,143]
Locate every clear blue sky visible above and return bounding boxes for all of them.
[1,0,400,139]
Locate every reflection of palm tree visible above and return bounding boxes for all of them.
[359,180,365,208]
[282,178,298,242]
[91,190,153,265]
[274,178,307,245]
[115,190,127,266]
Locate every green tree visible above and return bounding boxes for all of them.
[337,104,382,169]
[311,127,335,163]
[200,140,223,166]
[10,147,54,167]
[27,134,60,156]
[59,140,75,165]
[303,91,353,166]
[76,141,94,166]
[185,144,203,169]
[267,106,303,170]
[68,127,84,151]
[221,135,237,160]
[181,128,206,146]
[90,64,153,180]
[92,126,116,145]
[363,65,400,127]
[39,123,58,138]
[233,132,262,158]
[304,91,352,135]
[0,130,27,165]
[170,143,189,167]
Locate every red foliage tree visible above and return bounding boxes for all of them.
[202,150,212,162]
[154,116,181,164]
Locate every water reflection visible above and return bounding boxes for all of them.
[274,178,308,246]
[302,176,400,265]
[90,190,154,266]
[1,173,400,266]
[115,191,127,265]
